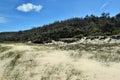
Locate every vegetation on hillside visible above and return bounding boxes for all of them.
[0,13,120,43]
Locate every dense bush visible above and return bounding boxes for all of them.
[0,13,120,43]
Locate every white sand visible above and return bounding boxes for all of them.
[0,43,120,80]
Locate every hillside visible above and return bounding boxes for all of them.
[0,13,120,43]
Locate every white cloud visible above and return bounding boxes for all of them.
[16,3,43,12]
[0,17,6,23]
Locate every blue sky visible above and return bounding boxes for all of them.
[0,0,120,32]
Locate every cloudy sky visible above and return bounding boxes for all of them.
[0,0,120,32]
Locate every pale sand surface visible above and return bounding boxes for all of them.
[0,43,120,80]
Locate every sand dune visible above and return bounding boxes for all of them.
[0,43,120,80]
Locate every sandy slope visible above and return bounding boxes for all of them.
[0,43,120,80]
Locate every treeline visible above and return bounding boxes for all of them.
[0,13,120,43]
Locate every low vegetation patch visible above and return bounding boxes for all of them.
[0,45,11,53]
[49,43,120,51]
[90,51,120,62]
[0,51,23,60]
[41,64,83,80]
[9,53,22,70]
[48,43,120,62]
[70,51,82,59]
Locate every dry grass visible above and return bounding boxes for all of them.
[0,43,120,80]
[0,45,11,53]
